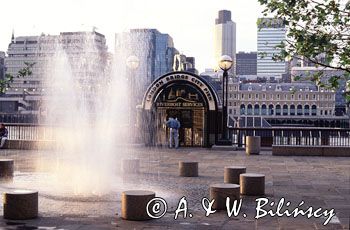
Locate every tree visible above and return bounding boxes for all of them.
[0,62,35,93]
[258,0,350,98]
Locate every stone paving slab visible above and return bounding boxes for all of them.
[0,148,348,229]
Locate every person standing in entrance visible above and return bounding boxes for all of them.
[166,117,181,148]
[0,123,8,149]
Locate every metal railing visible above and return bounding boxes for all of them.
[4,123,53,140]
[3,124,350,147]
[229,127,350,147]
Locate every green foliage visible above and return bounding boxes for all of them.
[258,0,350,92]
[0,62,35,94]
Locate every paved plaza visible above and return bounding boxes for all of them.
[0,148,349,229]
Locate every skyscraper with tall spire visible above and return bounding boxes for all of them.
[214,10,236,74]
[11,29,15,43]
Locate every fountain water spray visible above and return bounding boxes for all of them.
[42,32,130,195]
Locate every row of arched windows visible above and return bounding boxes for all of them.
[240,104,317,116]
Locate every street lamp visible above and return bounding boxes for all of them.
[219,55,233,143]
[126,55,140,70]
[126,55,140,140]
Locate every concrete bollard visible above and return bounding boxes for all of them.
[245,136,261,155]
[0,159,14,179]
[0,159,14,180]
[240,173,265,196]
[210,183,240,210]
[224,166,246,184]
[3,190,38,220]
[179,161,198,177]
[122,159,140,174]
[121,190,155,220]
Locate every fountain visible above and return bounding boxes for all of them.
[40,36,125,195]
[0,32,182,223]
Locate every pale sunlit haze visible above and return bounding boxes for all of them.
[0,0,264,72]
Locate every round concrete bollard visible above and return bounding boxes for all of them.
[179,161,198,177]
[121,190,155,221]
[224,166,246,184]
[3,190,38,220]
[210,183,240,210]
[122,159,140,174]
[240,173,265,196]
[245,136,261,155]
[0,159,14,179]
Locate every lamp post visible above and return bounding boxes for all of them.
[218,55,233,142]
[126,55,140,130]
[126,55,140,70]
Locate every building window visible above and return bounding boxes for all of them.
[233,109,236,115]
[276,105,281,116]
[311,105,317,116]
[325,110,328,115]
[306,94,309,100]
[234,94,237,99]
[242,94,244,99]
[254,104,260,115]
[284,94,287,100]
[283,105,288,115]
[234,102,236,106]
[261,104,267,115]
[240,104,245,115]
[277,94,280,99]
[248,94,252,99]
[268,104,274,115]
[313,94,316,100]
[247,104,253,115]
[290,105,295,116]
[304,105,310,116]
[255,94,258,99]
[229,109,232,114]
[297,105,303,115]
[229,102,232,106]
[291,94,294,100]
[320,110,323,115]
[298,94,301,100]
[263,94,266,99]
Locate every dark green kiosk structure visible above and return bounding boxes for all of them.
[140,71,222,147]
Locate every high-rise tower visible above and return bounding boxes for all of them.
[257,18,287,80]
[214,10,236,74]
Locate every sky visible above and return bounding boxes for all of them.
[0,0,264,72]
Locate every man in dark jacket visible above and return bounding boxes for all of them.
[0,123,8,148]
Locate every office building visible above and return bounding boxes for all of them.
[227,81,349,128]
[115,29,177,90]
[214,10,236,74]
[0,51,5,79]
[291,66,348,115]
[257,18,287,80]
[236,51,257,79]
[1,31,108,122]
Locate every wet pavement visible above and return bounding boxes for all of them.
[0,147,349,229]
